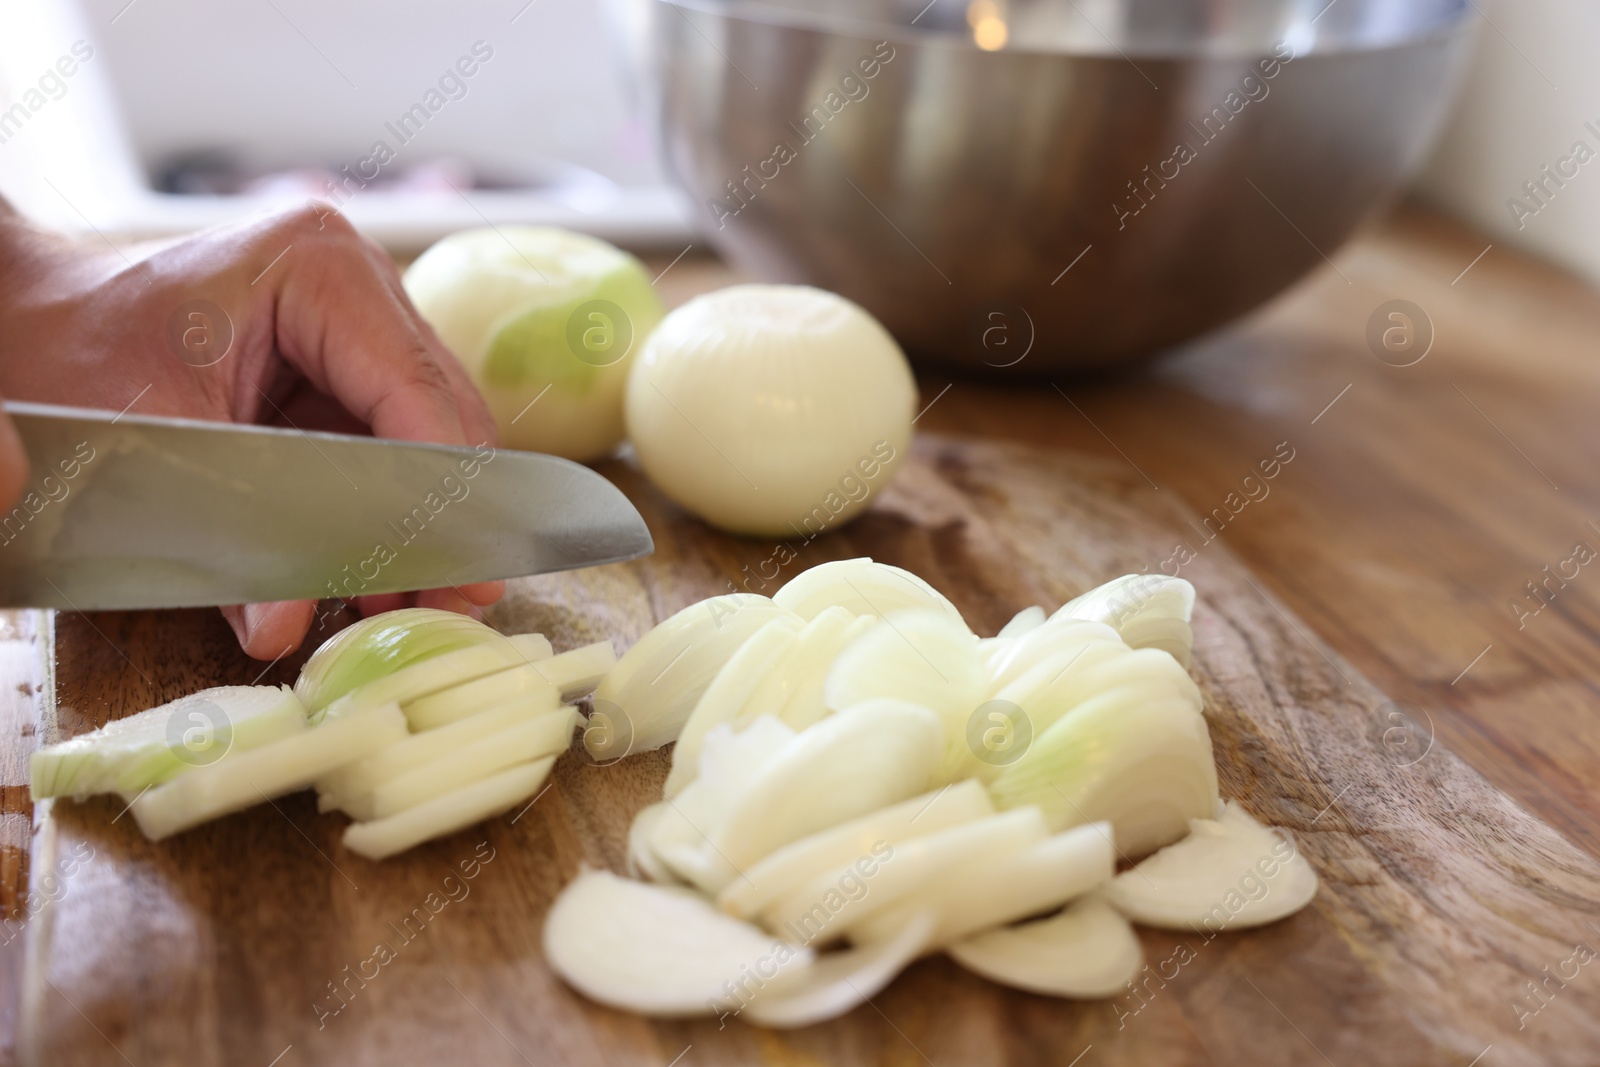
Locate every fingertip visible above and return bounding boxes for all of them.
[227,600,315,660]
[354,593,409,617]
[456,580,505,607]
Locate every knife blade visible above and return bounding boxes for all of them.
[0,401,653,611]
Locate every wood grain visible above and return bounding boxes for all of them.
[13,431,1600,1067]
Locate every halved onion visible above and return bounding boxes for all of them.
[295,608,537,714]
[543,868,813,1016]
[947,893,1142,998]
[774,558,965,625]
[1104,800,1318,930]
[326,635,552,719]
[588,594,794,759]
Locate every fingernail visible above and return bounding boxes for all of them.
[224,606,249,647]
[243,602,272,645]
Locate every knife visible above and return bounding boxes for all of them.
[0,402,653,611]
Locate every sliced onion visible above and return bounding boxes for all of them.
[588,594,795,759]
[320,696,563,802]
[132,703,408,841]
[996,605,1047,639]
[295,608,522,714]
[989,689,1218,856]
[529,640,617,698]
[663,616,804,798]
[983,619,1122,694]
[823,610,986,783]
[327,635,551,719]
[741,606,857,725]
[1104,800,1318,930]
[403,662,562,731]
[850,821,1116,948]
[712,701,944,880]
[627,802,682,885]
[778,614,878,732]
[947,893,1142,998]
[647,718,797,891]
[1052,574,1196,668]
[346,707,577,820]
[342,757,554,861]
[758,806,1049,938]
[543,868,813,1017]
[774,558,965,625]
[718,779,994,921]
[31,685,306,801]
[741,911,936,1028]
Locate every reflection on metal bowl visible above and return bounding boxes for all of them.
[648,0,1474,373]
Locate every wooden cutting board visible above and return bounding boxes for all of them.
[13,433,1600,1067]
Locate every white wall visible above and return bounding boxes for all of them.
[1416,0,1600,285]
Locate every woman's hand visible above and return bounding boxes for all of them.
[0,200,503,659]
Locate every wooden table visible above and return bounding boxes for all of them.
[4,201,1600,1062]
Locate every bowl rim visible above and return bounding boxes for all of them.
[654,0,1475,59]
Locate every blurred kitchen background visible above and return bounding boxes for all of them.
[1,0,1596,293]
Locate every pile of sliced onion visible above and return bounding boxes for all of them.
[545,561,1318,1025]
[31,609,615,861]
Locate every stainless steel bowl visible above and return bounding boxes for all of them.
[645,0,1474,373]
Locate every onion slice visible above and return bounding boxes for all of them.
[850,821,1116,948]
[132,703,407,841]
[346,707,576,821]
[1104,800,1318,931]
[759,806,1049,939]
[543,868,813,1017]
[717,779,994,921]
[664,616,803,798]
[31,685,306,801]
[588,594,794,759]
[342,757,554,861]
[403,663,561,731]
[947,893,1142,998]
[1051,574,1196,668]
[529,640,617,698]
[712,700,944,879]
[823,611,986,783]
[988,690,1217,855]
[996,605,1046,638]
[774,558,965,625]
[741,911,936,1029]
